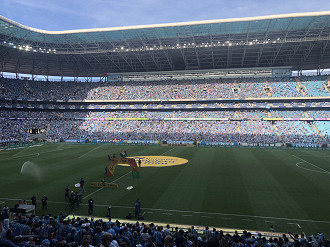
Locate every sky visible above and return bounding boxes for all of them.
[1,0,330,31]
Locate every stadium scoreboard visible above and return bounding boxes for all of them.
[107,74,123,82]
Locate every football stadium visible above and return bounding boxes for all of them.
[0,9,330,246]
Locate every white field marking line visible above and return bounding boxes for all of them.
[1,197,330,224]
[296,162,330,175]
[4,146,74,160]
[201,216,211,218]
[293,154,330,157]
[82,187,104,200]
[0,201,5,205]
[265,221,275,223]
[287,223,302,229]
[78,145,104,159]
[12,146,29,157]
[82,170,132,200]
[292,155,330,174]
[182,215,192,217]
[29,144,44,148]
[0,153,39,161]
[162,213,173,215]
[287,223,306,236]
[160,147,175,156]
[142,212,154,216]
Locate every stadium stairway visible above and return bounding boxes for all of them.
[305,112,328,143]
[296,79,307,96]
[263,87,272,97]
[45,123,50,136]
[272,123,285,146]
[326,77,330,96]
[268,112,285,145]
[310,123,327,143]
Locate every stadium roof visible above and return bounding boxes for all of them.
[0,11,330,77]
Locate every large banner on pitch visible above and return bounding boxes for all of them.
[107,158,139,177]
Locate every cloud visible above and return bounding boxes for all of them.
[1,0,329,30]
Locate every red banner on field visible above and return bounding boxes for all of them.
[107,158,139,176]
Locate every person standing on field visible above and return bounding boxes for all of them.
[80,178,86,192]
[41,195,48,210]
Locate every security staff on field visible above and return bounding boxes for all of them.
[88,197,94,215]
[65,186,69,200]
[41,195,48,210]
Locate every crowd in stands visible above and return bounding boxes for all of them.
[314,122,330,142]
[0,74,329,146]
[0,76,328,101]
[270,111,306,118]
[0,211,328,247]
[275,122,324,145]
[1,109,329,145]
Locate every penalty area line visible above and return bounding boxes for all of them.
[292,155,330,174]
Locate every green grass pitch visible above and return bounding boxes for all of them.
[0,143,329,235]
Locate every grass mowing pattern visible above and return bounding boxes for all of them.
[0,143,329,235]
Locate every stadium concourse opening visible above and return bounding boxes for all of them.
[0,11,330,246]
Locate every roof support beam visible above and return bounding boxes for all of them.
[190,25,201,69]
[153,29,174,70]
[121,31,149,71]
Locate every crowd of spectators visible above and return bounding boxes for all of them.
[0,212,328,247]
[0,73,329,146]
[1,110,329,145]
[314,122,330,142]
[275,122,324,145]
[0,76,328,101]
